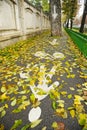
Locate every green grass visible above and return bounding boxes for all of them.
[65,28,87,58]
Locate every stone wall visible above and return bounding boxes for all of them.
[0,0,50,48]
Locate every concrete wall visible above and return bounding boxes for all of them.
[0,0,50,49]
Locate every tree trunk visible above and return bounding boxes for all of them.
[70,19,73,29]
[79,0,87,33]
[66,19,69,28]
[79,13,86,33]
[50,0,62,36]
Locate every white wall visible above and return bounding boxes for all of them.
[0,0,16,30]
[0,0,50,48]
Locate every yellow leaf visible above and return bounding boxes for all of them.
[74,99,81,105]
[67,74,75,78]
[82,82,87,87]
[32,100,41,108]
[4,104,8,108]
[63,110,68,118]
[75,104,84,113]
[68,107,74,110]
[0,93,9,100]
[56,108,65,113]
[30,119,42,128]
[38,72,44,77]
[42,126,47,130]
[80,75,87,79]
[50,90,60,99]
[52,122,58,128]
[56,108,67,118]
[70,74,75,78]
[57,100,65,108]
[18,100,30,110]
[70,110,75,118]
[30,94,36,104]
[36,88,46,95]
[38,80,43,85]
[1,110,6,118]
[76,84,81,88]
[68,94,72,99]
[11,99,17,106]
[70,87,75,91]
[74,95,84,101]
[1,87,6,93]
[58,103,64,108]
[61,91,67,95]
[65,68,70,74]
[65,61,70,67]
[78,113,87,126]
[30,80,35,86]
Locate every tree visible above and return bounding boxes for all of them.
[79,0,87,33]
[50,0,62,36]
[62,0,77,29]
[62,0,70,28]
[29,0,42,10]
[42,0,49,12]
[29,0,62,36]
[29,0,49,12]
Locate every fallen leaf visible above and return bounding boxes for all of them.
[10,119,22,130]
[78,113,87,126]
[52,122,65,130]
[21,124,30,130]
[42,126,47,130]
[70,87,75,91]
[68,94,72,99]
[0,93,10,101]
[1,87,6,93]
[52,122,58,128]
[83,96,87,101]
[11,99,17,106]
[13,108,22,113]
[52,101,57,110]
[67,74,75,78]
[70,110,75,118]
[57,100,65,108]
[74,95,84,101]
[80,75,87,79]
[0,124,5,130]
[30,119,42,128]
[30,94,36,104]
[75,104,84,113]
[1,110,6,118]
[68,106,74,110]
[61,91,67,96]
[55,108,67,118]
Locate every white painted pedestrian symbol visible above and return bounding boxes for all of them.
[52,5,58,20]
[19,50,65,123]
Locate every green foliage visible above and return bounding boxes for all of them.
[29,0,49,12]
[62,0,78,27]
[42,0,49,12]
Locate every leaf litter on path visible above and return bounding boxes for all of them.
[0,32,87,130]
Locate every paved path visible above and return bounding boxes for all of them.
[0,31,87,130]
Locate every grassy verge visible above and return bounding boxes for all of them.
[65,28,87,58]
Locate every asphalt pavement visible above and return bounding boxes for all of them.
[0,31,87,130]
